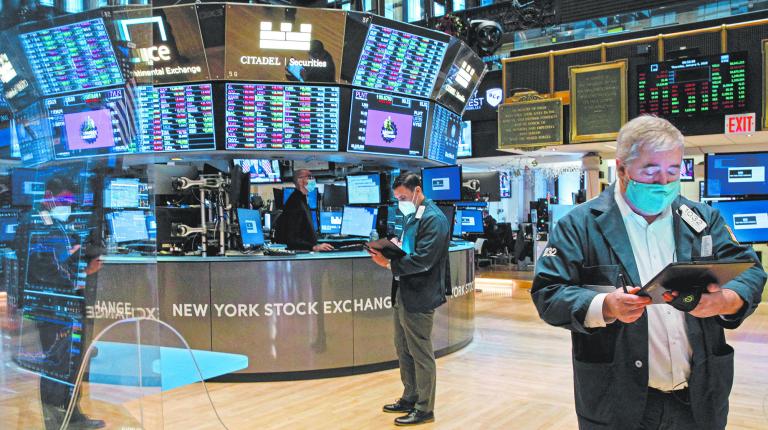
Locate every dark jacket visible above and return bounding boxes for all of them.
[532,184,766,430]
[273,190,317,251]
[391,199,451,313]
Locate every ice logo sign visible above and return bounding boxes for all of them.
[485,88,503,108]
[260,22,312,51]
[116,16,171,65]
[381,116,398,143]
[80,116,98,144]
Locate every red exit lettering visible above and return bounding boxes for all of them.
[725,113,756,134]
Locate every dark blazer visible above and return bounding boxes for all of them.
[273,190,317,251]
[391,199,451,313]
[532,184,766,430]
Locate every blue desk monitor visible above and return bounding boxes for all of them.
[283,187,318,210]
[146,215,157,241]
[237,208,265,248]
[340,206,378,237]
[457,209,483,233]
[347,173,381,205]
[706,152,768,197]
[422,165,461,201]
[711,200,768,244]
[108,211,149,243]
[320,211,343,235]
[0,209,19,242]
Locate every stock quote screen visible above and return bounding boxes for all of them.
[225,83,340,151]
[352,22,447,99]
[136,83,216,153]
[426,104,461,164]
[20,18,124,96]
[638,52,747,117]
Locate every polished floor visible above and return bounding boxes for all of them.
[2,272,768,429]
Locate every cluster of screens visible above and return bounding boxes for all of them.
[421,166,506,202]
[0,7,484,164]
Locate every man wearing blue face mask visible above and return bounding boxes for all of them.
[273,169,334,251]
[532,115,766,430]
[368,172,450,426]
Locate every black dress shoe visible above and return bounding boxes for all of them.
[383,398,415,413]
[395,410,434,426]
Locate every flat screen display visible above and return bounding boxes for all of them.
[422,165,461,201]
[432,42,486,114]
[283,187,318,210]
[681,158,694,182]
[237,208,265,247]
[107,210,149,243]
[711,200,768,244]
[346,173,381,205]
[322,183,347,207]
[0,110,20,159]
[225,5,345,83]
[425,104,461,164]
[500,171,511,198]
[136,83,216,153]
[11,168,44,206]
[104,178,150,209]
[637,52,747,117]
[234,159,281,183]
[20,18,123,96]
[320,210,342,235]
[458,120,472,158]
[462,171,501,202]
[706,152,768,197]
[0,209,19,242]
[348,89,428,158]
[351,18,448,99]
[47,88,134,160]
[455,209,483,234]
[340,205,377,237]
[225,83,340,151]
[436,204,455,233]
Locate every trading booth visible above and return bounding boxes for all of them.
[0,3,487,381]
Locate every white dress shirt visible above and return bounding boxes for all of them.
[584,184,692,392]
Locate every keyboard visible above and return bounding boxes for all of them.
[320,244,365,252]
[262,248,296,257]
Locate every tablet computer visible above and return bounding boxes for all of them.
[638,260,754,304]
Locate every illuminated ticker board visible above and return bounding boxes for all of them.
[638,52,747,117]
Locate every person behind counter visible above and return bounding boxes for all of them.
[368,172,451,426]
[272,169,333,252]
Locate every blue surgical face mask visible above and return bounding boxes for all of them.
[306,179,317,193]
[624,179,680,215]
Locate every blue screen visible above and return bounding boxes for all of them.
[347,174,381,204]
[11,168,45,206]
[706,153,768,197]
[320,211,342,235]
[108,211,149,243]
[711,200,768,244]
[457,209,483,233]
[341,206,378,237]
[422,165,461,201]
[0,209,19,242]
[283,187,318,210]
[237,208,265,247]
[146,215,157,240]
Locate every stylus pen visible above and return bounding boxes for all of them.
[618,273,629,294]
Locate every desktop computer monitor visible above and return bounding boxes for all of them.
[341,206,378,237]
[107,211,149,243]
[436,205,455,233]
[146,215,157,241]
[320,211,343,235]
[457,209,483,234]
[710,199,768,244]
[705,152,768,197]
[322,184,347,207]
[422,165,462,201]
[237,208,265,248]
[283,187,318,210]
[0,209,19,242]
[346,173,382,205]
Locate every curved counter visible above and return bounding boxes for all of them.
[90,243,476,380]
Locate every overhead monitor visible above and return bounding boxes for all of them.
[283,187,318,210]
[320,210,342,235]
[112,5,210,84]
[104,178,150,209]
[237,208,265,248]
[348,89,428,158]
[350,16,448,99]
[680,158,694,182]
[462,171,501,202]
[346,173,381,205]
[107,211,149,243]
[340,205,377,237]
[432,42,486,114]
[0,209,19,242]
[11,168,45,206]
[425,104,461,164]
[225,83,340,151]
[456,209,483,234]
[500,172,511,198]
[20,18,123,96]
[458,120,472,158]
[233,159,282,183]
[47,88,135,160]
[225,5,345,83]
[422,165,461,201]
[711,200,768,244]
[135,83,216,153]
[706,152,768,197]
[16,102,55,165]
[637,52,747,117]
[322,183,347,207]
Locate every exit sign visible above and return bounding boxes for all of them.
[725,113,756,134]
